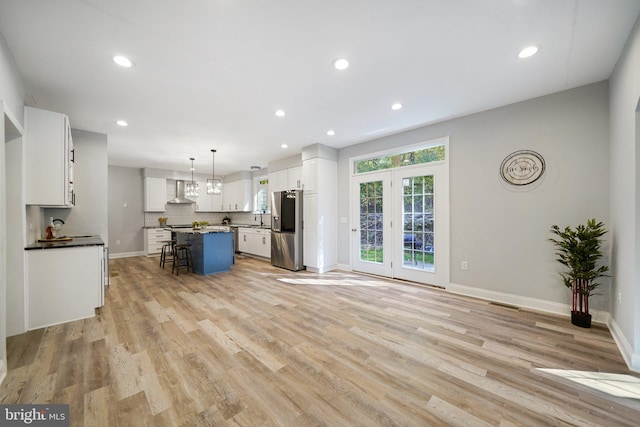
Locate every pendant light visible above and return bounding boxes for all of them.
[207,149,222,195]
[185,157,199,197]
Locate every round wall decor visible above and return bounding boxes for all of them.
[500,150,545,186]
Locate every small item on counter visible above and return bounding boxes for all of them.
[222,216,231,225]
[158,217,168,226]
[45,217,56,239]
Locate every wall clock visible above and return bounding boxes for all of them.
[500,150,545,186]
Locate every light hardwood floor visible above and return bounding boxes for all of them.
[2,255,639,426]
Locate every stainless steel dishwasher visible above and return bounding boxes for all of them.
[230,225,240,254]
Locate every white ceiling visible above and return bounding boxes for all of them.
[1,0,639,176]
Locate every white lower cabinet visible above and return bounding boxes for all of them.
[145,228,171,255]
[238,228,271,258]
[27,246,104,330]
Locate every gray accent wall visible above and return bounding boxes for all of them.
[338,82,610,309]
[610,16,640,370]
[45,129,109,243]
[108,166,144,254]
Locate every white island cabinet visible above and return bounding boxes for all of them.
[26,242,104,330]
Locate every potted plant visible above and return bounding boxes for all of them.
[158,217,168,227]
[549,219,609,328]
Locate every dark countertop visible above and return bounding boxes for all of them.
[173,227,232,234]
[25,236,105,250]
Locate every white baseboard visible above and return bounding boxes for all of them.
[608,317,640,373]
[446,282,609,324]
[336,263,352,272]
[109,251,145,259]
[306,264,339,274]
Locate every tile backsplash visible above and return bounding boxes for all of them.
[143,180,271,227]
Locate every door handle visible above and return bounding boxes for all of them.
[351,228,357,232]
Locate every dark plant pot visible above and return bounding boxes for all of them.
[571,311,592,328]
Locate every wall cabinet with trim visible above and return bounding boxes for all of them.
[195,181,224,212]
[24,106,75,207]
[144,228,171,255]
[144,177,167,212]
[238,228,271,258]
[223,179,252,212]
[269,166,302,192]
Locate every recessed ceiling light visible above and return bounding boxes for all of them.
[327,130,335,136]
[281,143,288,149]
[112,55,133,67]
[391,103,403,110]
[518,46,538,59]
[333,58,349,70]
[275,110,286,117]
[116,120,128,127]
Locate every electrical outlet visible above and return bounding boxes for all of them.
[461,261,468,271]
[617,290,622,304]
[123,202,128,208]
[116,240,121,245]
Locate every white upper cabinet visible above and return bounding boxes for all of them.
[269,166,302,192]
[223,179,252,212]
[302,159,317,193]
[268,169,287,192]
[24,106,75,207]
[287,166,302,190]
[144,177,167,212]
[195,180,224,212]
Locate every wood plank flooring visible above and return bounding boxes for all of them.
[2,255,640,426]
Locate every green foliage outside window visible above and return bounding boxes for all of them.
[355,145,445,174]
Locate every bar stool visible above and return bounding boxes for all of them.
[159,239,176,269]
[172,243,194,275]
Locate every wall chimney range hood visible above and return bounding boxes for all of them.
[167,180,195,204]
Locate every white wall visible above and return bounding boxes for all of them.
[609,16,640,371]
[0,32,25,383]
[338,82,610,310]
[0,34,24,125]
[5,138,25,336]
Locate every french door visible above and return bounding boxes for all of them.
[351,163,449,287]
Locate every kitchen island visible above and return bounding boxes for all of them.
[175,227,234,275]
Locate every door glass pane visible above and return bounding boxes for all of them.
[360,181,383,263]
[402,175,434,271]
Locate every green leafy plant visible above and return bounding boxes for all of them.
[549,219,609,324]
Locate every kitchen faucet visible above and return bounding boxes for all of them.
[254,211,265,227]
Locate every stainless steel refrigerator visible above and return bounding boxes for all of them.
[271,190,304,271]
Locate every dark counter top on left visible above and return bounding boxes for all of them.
[25,236,105,250]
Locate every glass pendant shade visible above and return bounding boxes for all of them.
[207,149,222,195]
[186,157,199,197]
